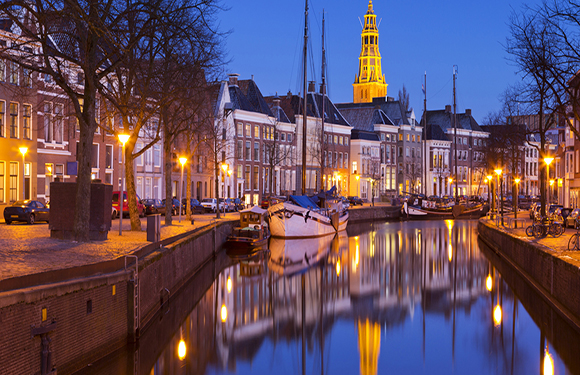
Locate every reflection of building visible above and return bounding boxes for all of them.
[357,319,381,375]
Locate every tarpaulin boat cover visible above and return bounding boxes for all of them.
[289,195,319,209]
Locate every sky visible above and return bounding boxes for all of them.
[218,0,542,124]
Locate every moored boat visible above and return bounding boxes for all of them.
[402,200,488,219]
[225,206,270,250]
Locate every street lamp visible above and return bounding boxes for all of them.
[544,156,554,206]
[179,157,187,223]
[448,177,453,196]
[355,172,360,198]
[221,163,228,215]
[19,147,27,200]
[486,175,493,212]
[494,169,503,225]
[118,134,130,236]
[514,178,521,227]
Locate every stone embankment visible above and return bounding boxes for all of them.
[478,216,580,332]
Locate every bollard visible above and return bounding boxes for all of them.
[191,218,194,225]
[147,214,161,242]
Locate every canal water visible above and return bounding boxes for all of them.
[82,220,580,375]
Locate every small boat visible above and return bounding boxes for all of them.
[402,197,488,219]
[225,206,270,250]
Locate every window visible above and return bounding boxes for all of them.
[288,133,293,143]
[105,145,113,169]
[9,161,17,202]
[406,147,410,157]
[91,144,99,169]
[136,142,143,166]
[9,62,18,85]
[399,134,403,141]
[352,161,357,174]
[0,101,4,137]
[339,153,343,168]
[417,135,421,142]
[281,133,285,142]
[246,141,251,160]
[23,105,31,139]
[344,153,348,168]
[245,166,250,190]
[381,133,385,141]
[334,135,338,144]
[9,103,18,138]
[412,135,415,142]
[237,165,242,179]
[254,142,259,161]
[345,137,348,146]
[22,68,31,88]
[406,134,410,141]
[245,124,251,137]
[237,122,243,136]
[237,140,243,159]
[253,166,259,190]
[339,136,343,145]
[254,125,259,138]
[0,161,4,202]
[0,59,4,82]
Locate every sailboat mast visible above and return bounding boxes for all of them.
[453,65,458,204]
[320,11,326,193]
[302,0,309,195]
[423,72,427,196]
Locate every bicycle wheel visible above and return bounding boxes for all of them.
[568,233,580,250]
[525,225,534,237]
[533,224,546,238]
[556,224,565,237]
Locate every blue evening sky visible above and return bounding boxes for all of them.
[218,0,541,124]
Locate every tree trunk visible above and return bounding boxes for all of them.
[74,118,96,242]
[125,141,142,231]
[215,159,221,219]
[164,136,174,225]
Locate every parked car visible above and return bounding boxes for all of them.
[218,198,234,212]
[182,198,205,214]
[112,191,145,218]
[4,200,50,224]
[112,206,118,220]
[142,199,166,215]
[232,198,245,211]
[566,208,580,228]
[162,198,184,215]
[348,196,364,206]
[201,198,218,213]
[559,207,573,223]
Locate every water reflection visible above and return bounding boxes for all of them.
[85,220,580,375]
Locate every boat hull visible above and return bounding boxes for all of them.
[267,201,348,238]
[403,202,486,219]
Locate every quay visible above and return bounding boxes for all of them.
[0,203,397,374]
[478,213,580,333]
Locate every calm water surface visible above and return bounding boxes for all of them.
[86,220,580,375]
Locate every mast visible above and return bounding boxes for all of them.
[453,66,458,204]
[320,11,326,192]
[423,72,427,196]
[301,0,309,195]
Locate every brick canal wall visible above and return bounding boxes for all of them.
[0,220,235,375]
[348,205,402,223]
[478,220,580,331]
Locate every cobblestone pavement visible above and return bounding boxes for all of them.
[0,212,239,281]
[482,211,580,268]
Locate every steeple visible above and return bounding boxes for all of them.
[353,0,387,103]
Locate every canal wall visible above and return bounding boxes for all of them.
[348,205,402,223]
[478,220,580,332]
[0,220,236,375]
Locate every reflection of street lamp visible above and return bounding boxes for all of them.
[544,344,554,375]
[178,339,187,361]
[221,163,228,215]
[495,169,503,225]
[118,134,130,236]
[179,157,187,223]
[221,304,228,322]
[19,147,27,200]
[486,274,492,292]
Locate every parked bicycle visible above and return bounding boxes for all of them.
[568,218,580,250]
[525,215,564,238]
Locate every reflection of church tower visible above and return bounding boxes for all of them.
[353,0,388,103]
[357,319,381,375]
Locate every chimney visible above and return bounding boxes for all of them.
[273,93,281,108]
[308,81,316,93]
[287,90,292,100]
[445,105,451,113]
[319,84,326,95]
[228,73,239,87]
[465,108,472,116]
[387,96,395,102]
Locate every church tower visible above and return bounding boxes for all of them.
[353,0,387,103]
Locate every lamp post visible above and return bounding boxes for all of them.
[544,156,554,207]
[221,163,228,215]
[179,157,187,223]
[355,173,360,198]
[227,169,232,199]
[514,178,520,227]
[19,147,27,200]
[448,177,453,197]
[118,134,130,236]
[494,169,503,225]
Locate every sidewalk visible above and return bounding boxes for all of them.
[0,212,239,281]
[482,211,580,267]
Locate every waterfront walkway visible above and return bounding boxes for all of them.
[0,213,239,281]
[482,211,580,268]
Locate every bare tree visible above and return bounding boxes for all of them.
[263,118,292,196]
[398,85,410,112]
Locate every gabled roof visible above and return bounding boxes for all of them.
[228,85,255,112]
[339,106,394,131]
[270,92,351,127]
[351,128,380,141]
[336,97,412,126]
[238,79,274,116]
[422,109,484,134]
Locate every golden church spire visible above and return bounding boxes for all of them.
[353,0,387,103]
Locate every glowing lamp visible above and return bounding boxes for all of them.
[19,147,28,156]
[179,157,187,166]
[118,133,130,145]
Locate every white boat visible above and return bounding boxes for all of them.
[267,196,349,238]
